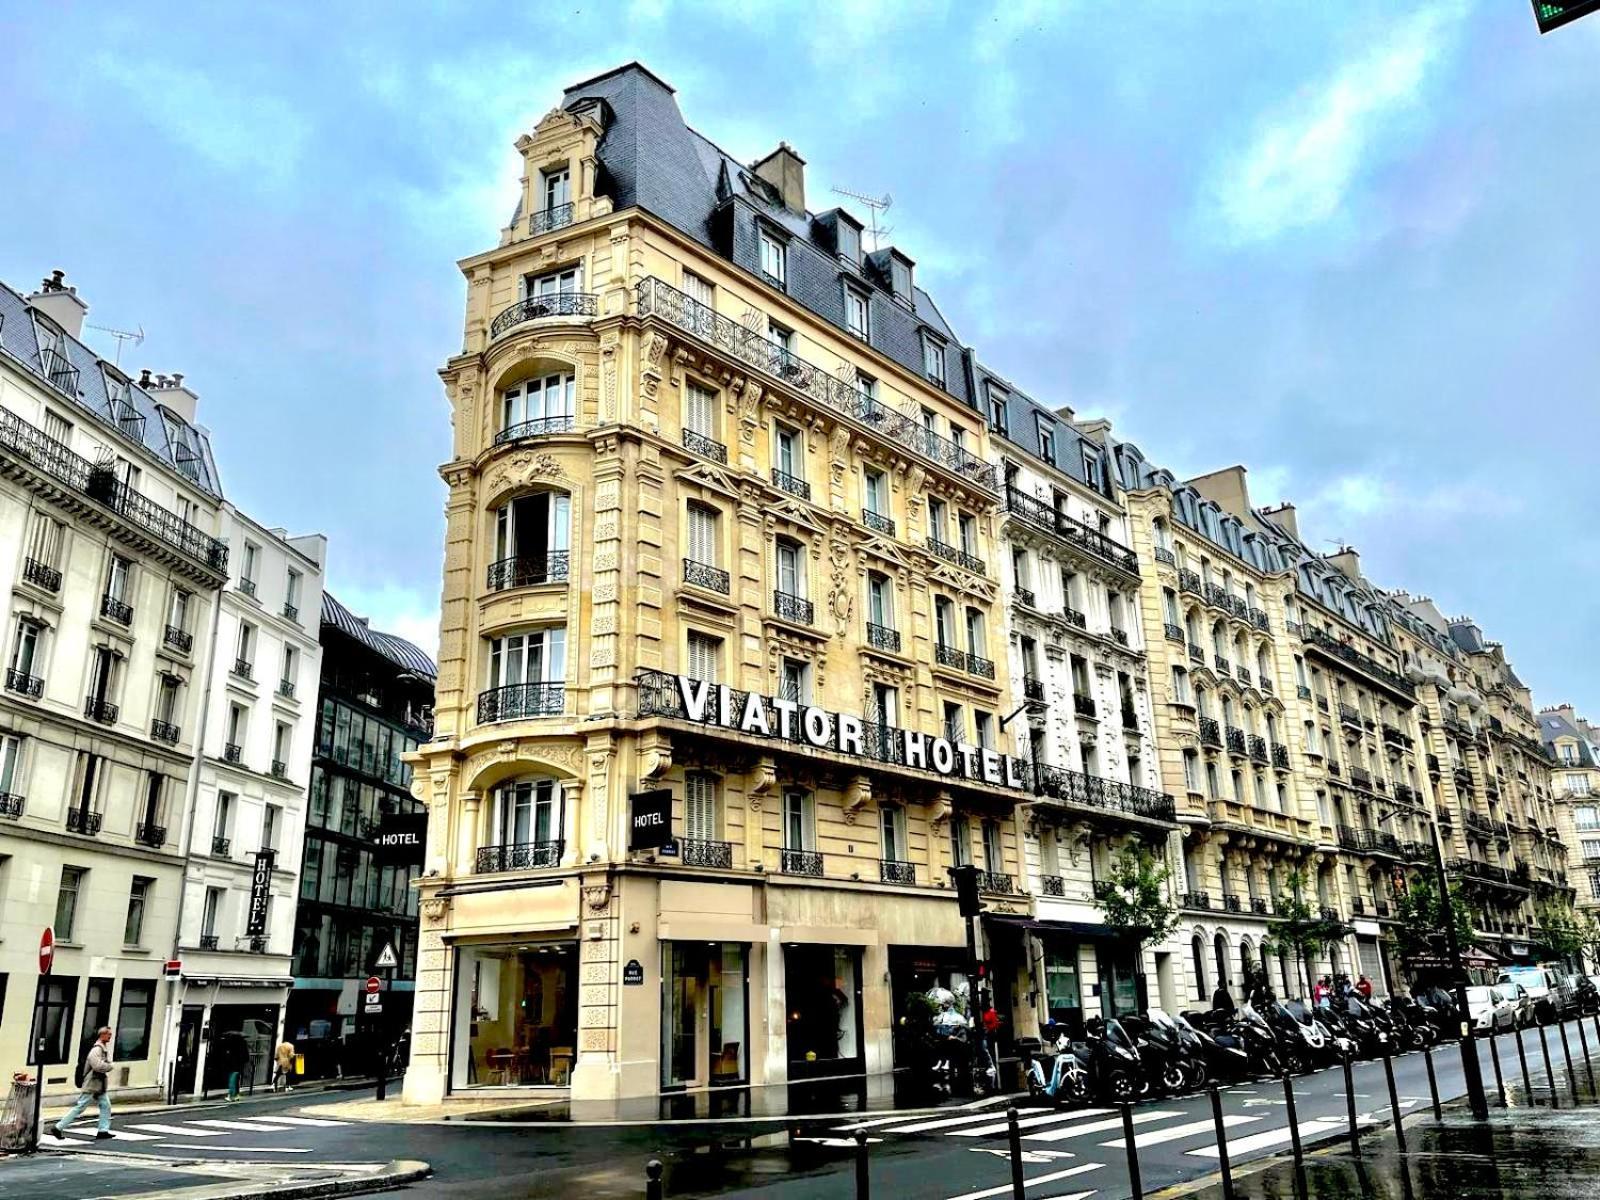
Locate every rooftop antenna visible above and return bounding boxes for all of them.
[831,186,893,252]
[87,322,145,366]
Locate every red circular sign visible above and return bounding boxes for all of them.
[39,927,54,975]
[365,975,381,996]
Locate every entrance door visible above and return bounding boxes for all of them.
[174,1006,204,1095]
[662,943,748,1090]
[785,945,864,1079]
[1096,945,1140,1018]
[76,977,114,1083]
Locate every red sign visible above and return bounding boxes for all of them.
[39,927,54,975]
[365,975,382,996]
[164,960,182,978]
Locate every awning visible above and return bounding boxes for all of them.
[983,914,1125,940]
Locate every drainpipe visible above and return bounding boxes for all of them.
[157,552,227,1101]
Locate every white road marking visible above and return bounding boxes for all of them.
[64,1128,161,1141]
[946,1162,1102,1200]
[1188,1118,1345,1157]
[882,1109,1053,1134]
[795,1136,884,1147]
[1029,1192,1092,1200]
[188,1118,300,1133]
[155,1143,314,1153]
[969,1147,1074,1164]
[1025,1111,1184,1143]
[258,1115,351,1127]
[834,1112,950,1130]
[951,1108,1114,1137]
[126,1123,227,1137]
[1100,1114,1261,1148]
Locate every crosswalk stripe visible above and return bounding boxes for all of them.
[1025,1111,1184,1143]
[1187,1118,1344,1157]
[65,1127,161,1141]
[1100,1114,1261,1148]
[127,1123,228,1137]
[256,1115,351,1127]
[881,1109,1053,1135]
[188,1118,299,1133]
[952,1109,1114,1137]
[157,1144,314,1153]
[946,1161,1102,1200]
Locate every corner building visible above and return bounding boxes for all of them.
[407,64,1034,1105]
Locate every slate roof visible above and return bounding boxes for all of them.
[0,279,223,495]
[321,591,437,680]
[1539,710,1598,767]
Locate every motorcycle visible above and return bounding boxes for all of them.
[1383,996,1434,1051]
[1082,1017,1145,1103]
[1269,999,1330,1073]
[1122,1011,1190,1096]
[1018,1023,1093,1107]
[1173,1010,1250,1086]
[1312,999,1360,1060]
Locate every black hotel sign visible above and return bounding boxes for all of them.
[630,789,672,850]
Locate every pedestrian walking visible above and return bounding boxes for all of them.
[1212,982,1236,1013]
[50,1027,114,1140]
[217,1030,250,1101]
[1313,976,1330,1006]
[274,1039,297,1091]
[1355,974,1374,1000]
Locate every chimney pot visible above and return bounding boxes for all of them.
[171,372,183,388]
[138,368,152,387]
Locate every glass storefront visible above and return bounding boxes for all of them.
[1044,943,1083,1027]
[661,942,748,1089]
[1096,945,1141,1018]
[785,945,863,1079]
[452,942,577,1088]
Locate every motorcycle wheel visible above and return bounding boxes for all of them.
[1065,1074,1091,1107]
[1187,1059,1209,1090]
[1161,1063,1186,1095]
[1104,1068,1137,1104]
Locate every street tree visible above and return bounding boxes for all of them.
[1093,844,1180,1010]
[1392,875,1474,966]
[1263,870,1353,994]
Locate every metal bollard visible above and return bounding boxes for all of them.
[1538,1023,1559,1109]
[855,1128,870,1200]
[1423,1045,1442,1120]
[1488,1031,1507,1106]
[1382,1050,1406,1152]
[1575,1011,1597,1096]
[1558,1021,1579,1103]
[1282,1071,1304,1170]
[645,1158,664,1200]
[1121,1101,1144,1200]
[1209,1086,1235,1200]
[1006,1107,1024,1200]
[1343,1053,1362,1157]
[1515,1026,1534,1102]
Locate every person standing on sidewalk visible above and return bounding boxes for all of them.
[50,1027,114,1140]
[274,1039,297,1091]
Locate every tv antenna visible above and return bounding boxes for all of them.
[831,186,893,251]
[87,322,145,366]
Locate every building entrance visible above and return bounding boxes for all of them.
[785,945,863,1079]
[661,942,748,1089]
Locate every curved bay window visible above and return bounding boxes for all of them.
[479,629,566,723]
[477,776,566,873]
[497,372,575,444]
[489,491,571,591]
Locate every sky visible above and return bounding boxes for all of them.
[2,1,1596,713]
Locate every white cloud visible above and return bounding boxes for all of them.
[1201,3,1466,247]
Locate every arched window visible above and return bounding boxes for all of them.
[1191,933,1208,1001]
[1239,937,1255,988]
[499,371,575,438]
[1213,931,1230,990]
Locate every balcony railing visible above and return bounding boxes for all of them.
[880,858,917,885]
[1164,622,1185,643]
[978,869,1016,895]
[278,678,296,699]
[476,840,564,873]
[935,643,995,679]
[487,551,571,591]
[237,577,257,598]
[1182,891,1212,910]
[477,682,566,722]
[1065,607,1088,630]
[1251,896,1271,915]
[495,413,577,445]
[223,742,242,764]
[5,668,43,698]
[490,289,597,338]
[282,602,299,622]
[199,934,220,951]
[1271,743,1290,769]
[232,658,254,681]
[164,625,193,653]
[1352,896,1367,915]
[773,590,814,625]
[1023,675,1046,703]
[66,808,102,835]
[1436,805,1454,826]
[926,536,985,575]
[22,557,61,591]
[866,621,901,653]
[1002,487,1139,576]
[1236,666,1252,686]
[1320,906,1342,923]
[683,558,730,594]
[1349,765,1373,790]
[1122,704,1139,729]
[41,346,80,395]
[1337,825,1401,856]
[1031,762,1177,823]
[1074,692,1097,718]
[967,652,996,680]
[1154,546,1176,565]
[1226,725,1246,755]
[0,793,23,819]
[0,409,228,573]
[1300,625,1414,698]
[270,759,288,779]
[638,277,996,490]
[1250,607,1270,631]
[528,202,575,236]
[1223,894,1243,913]
[135,822,166,848]
[781,848,824,877]
[681,839,733,869]
[150,718,180,745]
[100,593,133,625]
[862,507,895,536]
[1110,627,1129,647]
[1188,643,1204,665]
[771,468,811,500]
[1247,735,1268,764]
[1016,587,1036,608]
[681,427,728,463]
[1199,716,1221,748]
[84,696,118,724]
[1214,655,1231,675]
[1178,568,1202,594]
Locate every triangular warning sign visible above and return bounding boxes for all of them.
[374,942,399,970]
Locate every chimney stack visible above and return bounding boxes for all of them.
[25,268,88,339]
[751,142,806,213]
[143,370,201,424]
[1260,501,1299,540]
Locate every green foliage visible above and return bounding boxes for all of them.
[1262,870,1353,989]
[1093,846,1180,946]
[1392,875,1474,961]
[1580,913,1600,967]
[1536,903,1584,959]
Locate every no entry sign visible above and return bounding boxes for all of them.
[365,975,382,996]
[38,927,54,975]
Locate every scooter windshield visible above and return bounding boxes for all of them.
[1103,1019,1135,1050]
[1282,1000,1313,1025]
[1147,1008,1177,1030]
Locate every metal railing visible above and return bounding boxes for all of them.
[1016,587,1036,608]
[978,869,1015,894]
[1154,546,1176,565]
[100,593,133,624]
[1182,891,1212,909]
[477,682,566,722]
[683,557,730,593]
[282,602,299,622]
[1337,825,1401,855]
[866,621,901,653]
[680,839,733,869]
[41,346,80,395]
[681,427,728,463]
[638,277,996,490]
[135,822,166,848]
[487,551,571,591]
[211,835,231,857]
[22,557,61,591]
[1065,607,1088,630]
[862,507,895,536]
[1003,487,1139,575]
[1199,716,1221,748]
[1179,568,1202,594]
[84,696,118,724]
[1023,675,1046,702]
[232,658,254,681]
[5,668,43,698]
[0,793,23,819]
[528,202,575,235]
[1031,762,1177,823]
[1248,735,1268,764]
[164,625,193,653]
[926,536,985,575]
[150,718,180,745]
[1300,625,1414,698]
[476,839,564,873]
[278,678,296,699]
[781,848,824,877]
[771,468,811,500]
[1164,622,1185,643]
[270,759,287,779]
[495,413,577,444]
[773,590,814,625]
[67,808,103,835]
[1226,725,1246,755]
[1272,743,1290,769]
[199,934,220,950]
[490,289,597,337]
[880,858,916,885]
[1040,874,1066,896]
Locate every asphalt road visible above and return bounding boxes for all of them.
[11,1016,1600,1200]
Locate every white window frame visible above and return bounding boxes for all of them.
[760,232,787,285]
[488,629,567,689]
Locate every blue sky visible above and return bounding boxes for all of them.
[2,2,1596,713]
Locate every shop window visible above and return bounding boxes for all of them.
[785,945,862,1077]
[453,943,578,1088]
[1045,949,1081,1023]
[663,943,748,1089]
[114,979,156,1059]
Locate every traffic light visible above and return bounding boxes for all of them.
[951,864,981,918]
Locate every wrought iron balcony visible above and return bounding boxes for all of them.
[100,593,133,624]
[781,848,824,877]
[529,202,575,235]
[199,934,220,951]
[1271,743,1290,769]
[682,427,728,463]
[135,822,166,848]
[683,557,730,593]
[1230,596,1250,620]
[1250,896,1271,915]
[862,507,895,536]
[1248,735,1268,764]
[150,718,180,745]
[1250,607,1269,631]
[477,682,566,722]
[1400,840,1432,863]
[1023,675,1046,702]
[1122,704,1139,729]
[1338,702,1361,727]
[1065,607,1087,630]
[495,413,577,445]
[1223,893,1243,913]
[1382,723,1411,748]
[1016,587,1036,608]
[232,658,254,681]
[1110,627,1129,646]
[1182,891,1212,910]
[41,346,80,395]
[1178,568,1202,594]
[282,602,299,622]
[223,742,242,764]
[1427,753,1442,775]
[1352,895,1366,915]
[1261,677,1275,695]
[1236,666,1252,686]
[978,869,1015,895]
[84,696,118,724]
[66,807,103,835]
[1040,873,1066,897]
[164,625,193,653]
[490,291,598,337]
[637,277,996,490]
[936,642,967,671]
[1316,694,1329,711]
[1226,725,1246,755]
[1349,764,1373,790]
[1436,805,1454,826]
[1213,654,1230,675]
[1154,546,1176,565]
[681,839,733,869]
[1074,692,1097,718]
[1164,622,1185,643]
[1300,625,1414,698]
[1002,487,1139,576]
[773,589,814,625]
[1442,714,1474,740]
[1030,762,1177,823]
[926,536,985,575]
[487,551,571,591]
[22,557,61,591]
[1188,644,1204,665]
[880,858,916,885]
[1205,582,1230,609]
[1319,905,1342,923]
[278,678,296,700]
[771,468,811,500]
[1327,758,1342,776]
[1199,716,1221,748]
[270,759,288,779]
[1394,783,1418,805]
[1338,825,1401,856]
[967,652,996,680]
[5,668,43,698]
[866,621,901,653]
[476,839,564,873]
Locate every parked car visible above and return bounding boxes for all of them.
[1466,986,1505,1035]
[1489,983,1530,1030]
[1497,966,1563,1024]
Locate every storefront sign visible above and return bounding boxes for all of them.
[245,849,276,937]
[371,812,428,862]
[623,959,645,986]
[630,789,673,850]
[663,674,1027,789]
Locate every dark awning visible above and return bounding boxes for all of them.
[983,914,1124,940]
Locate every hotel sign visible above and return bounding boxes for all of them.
[630,788,673,850]
[665,674,1027,790]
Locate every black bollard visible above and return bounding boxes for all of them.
[1558,1021,1579,1102]
[1121,1101,1144,1200]
[1423,1045,1442,1120]
[1576,1012,1597,1097]
[1209,1085,1235,1200]
[1006,1107,1024,1200]
[1488,1031,1507,1106]
[1515,1026,1534,1102]
[1283,1070,1307,1200]
[1538,1023,1559,1109]
[855,1128,871,1200]
[645,1159,664,1200]
[1343,1053,1362,1157]
[1382,1050,1406,1152]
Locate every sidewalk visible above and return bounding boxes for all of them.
[36,1075,376,1123]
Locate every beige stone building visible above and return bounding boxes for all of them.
[1541,705,1600,966]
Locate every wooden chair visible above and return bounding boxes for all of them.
[483,1046,506,1086]
[549,1046,575,1086]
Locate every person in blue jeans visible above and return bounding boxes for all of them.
[50,1027,114,1140]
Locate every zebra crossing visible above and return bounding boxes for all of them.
[50,1111,352,1154]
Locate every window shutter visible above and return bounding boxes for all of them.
[685,773,716,842]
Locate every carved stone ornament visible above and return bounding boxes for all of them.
[826,532,854,637]
[842,774,871,823]
[739,381,763,444]
[421,896,450,925]
[583,881,613,912]
[748,756,777,810]
[484,449,569,499]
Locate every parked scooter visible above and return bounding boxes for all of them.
[1082,1017,1145,1103]
[1018,1022,1093,1107]
[1173,1010,1251,1086]
[1122,1011,1190,1096]
[1268,999,1331,1072]
[1383,995,1435,1051]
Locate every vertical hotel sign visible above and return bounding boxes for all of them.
[246,849,276,937]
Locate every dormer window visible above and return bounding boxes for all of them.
[985,384,1008,436]
[760,231,787,288]
[922,334,946,388]
[1082,448,1103,490]
[837,220,861,266]
[533,166,573,234]
[890,256,912,298]
[1036,417,1056,463]
[845,287,869,340]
